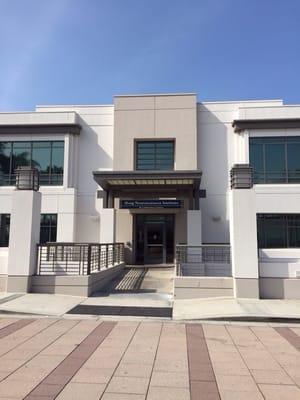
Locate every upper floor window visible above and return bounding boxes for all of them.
[135,140,174,170]
[249,136,300,184]
[0,141,64,186]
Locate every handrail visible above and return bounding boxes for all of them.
[37,242,124,276]
[176,244,232,277]
[176,244,230,247]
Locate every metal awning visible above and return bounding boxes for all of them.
[232,118,300,132]
[93,170,202,190]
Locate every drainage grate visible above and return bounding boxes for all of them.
[67,304,173,318]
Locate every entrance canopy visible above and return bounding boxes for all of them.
[93,170,202,191]
[93,170,202,210]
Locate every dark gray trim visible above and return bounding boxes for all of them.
[93,170,202,190]
[232,118,300,132]
[0,124,81,135]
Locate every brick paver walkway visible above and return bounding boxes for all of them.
[0,318,298,399]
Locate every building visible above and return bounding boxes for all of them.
[0,93,300,299]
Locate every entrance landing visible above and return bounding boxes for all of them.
[68,266,175,316]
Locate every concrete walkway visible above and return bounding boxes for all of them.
[173,297,300,321]
[0,317,298,399]
[1,292,300,321]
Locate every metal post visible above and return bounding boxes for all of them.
[98,245,101,271]
[106,244,109,269]
[87,245,91,275]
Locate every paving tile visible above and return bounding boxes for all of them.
[154,358,188,372]
[72,367,114,384]
[106,376,149,395]
[238,348,282,370]
[102,394,145,400]
[215,374,260,392]
[219,390,264,400]
[208,351,244,364]
[27,383,62,397]
[191,381,220,399]
[251,369,294,385]
[211,361,250,376]
[86,353,124,369]
[0,379,37,398]
[6,366,50,382]
[275,327,300,351]
[259,383,300,400]
[274,352,300,368]
[150,371,189,388]
[56,382,106,400]
[147,386,190,400]
[115,363,153,378]
[189,365,216,381]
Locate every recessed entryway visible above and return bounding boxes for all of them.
[135,214,174,265]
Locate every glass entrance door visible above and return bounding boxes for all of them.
[135,214,174,265]
[145,222,165,264]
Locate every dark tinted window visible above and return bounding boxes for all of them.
[250,137,300,183]
[257,214,300,248]
[0,214,10,247]
[40,214,57,244]
[136,141,174,170]
[0,141,64,186]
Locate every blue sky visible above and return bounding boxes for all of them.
[0,0,300,111]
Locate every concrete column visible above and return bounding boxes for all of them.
[100,208,115,243]
[187,210,202,246]
[57,190,77,242]
[7,190,41,293]
[229,188,259,298]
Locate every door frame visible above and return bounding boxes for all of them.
[144,220,166,264]
[134,213,175,265]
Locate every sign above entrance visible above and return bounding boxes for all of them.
[120,199,182,209]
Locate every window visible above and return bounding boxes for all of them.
[249,137,300,184]
[257,214,300,248]
[40,214,57,244]
[135,140,174,170]
[0,141,64,186]
[0,214,10,247]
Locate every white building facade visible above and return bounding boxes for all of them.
[0,93,300,299]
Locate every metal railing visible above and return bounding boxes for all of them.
[176,244,231,277]
[253,171,300,184]
[37,242,124,275]
[0,173,63,186]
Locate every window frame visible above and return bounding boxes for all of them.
[0,214,10,247]
[257,214,300,248]
[134,139,175,171]
[40,214,58,244]
[0,140,64,186]
[249,136,300,184]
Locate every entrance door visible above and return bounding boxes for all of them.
[135,214,174,265]
[145,222,165,264]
